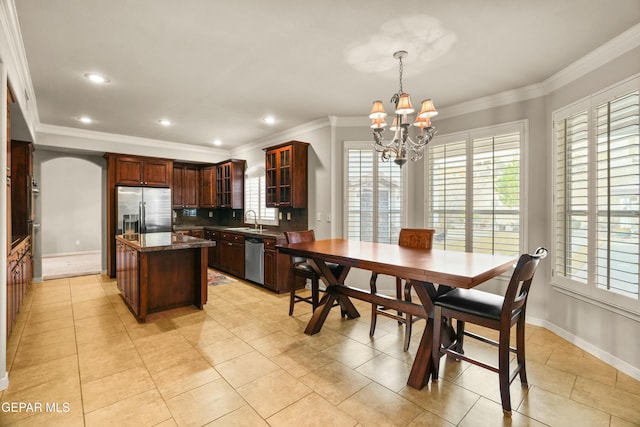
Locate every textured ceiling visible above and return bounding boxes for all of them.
[14,0,640,149]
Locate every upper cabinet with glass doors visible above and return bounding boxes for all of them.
[263,141,309,208]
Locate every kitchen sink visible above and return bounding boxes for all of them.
[225,227,252,231]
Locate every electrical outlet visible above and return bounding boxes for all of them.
[326,214,331,223]
[316,212,321,221]
[208,211,213,218]
[278,212,283,220]
[287,212,291,220]
[232,211,236,218]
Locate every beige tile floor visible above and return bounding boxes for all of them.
[2,273,640,426]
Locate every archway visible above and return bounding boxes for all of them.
[38,154,103,279]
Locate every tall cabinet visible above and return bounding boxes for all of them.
[6,85,34,336]
[215,160,245,209]
[264,141,309,208]
[105,153,173,277]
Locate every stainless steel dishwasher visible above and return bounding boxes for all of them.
[244,236,264,285]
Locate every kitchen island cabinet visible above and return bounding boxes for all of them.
[116,232,214,322]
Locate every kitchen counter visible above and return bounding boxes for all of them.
[172,225,285,239]
[116,232,215,252]
[115,232,212,322]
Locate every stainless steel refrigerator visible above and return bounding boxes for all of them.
[116,186,172,235]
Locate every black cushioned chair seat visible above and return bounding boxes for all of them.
[435,288,505,321]
[293,262,344,277]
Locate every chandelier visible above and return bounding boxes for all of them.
[369,50,438,166]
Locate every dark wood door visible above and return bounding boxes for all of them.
[183,166,199,207]
[200,166,216,207]
[143,159,172,186]
[116,156,144,185]
[172,165,184,208]
[204,230,220,268]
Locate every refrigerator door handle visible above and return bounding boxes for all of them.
[139,202,145,232]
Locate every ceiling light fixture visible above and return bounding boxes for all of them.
[263,116,276,125]
[158,119,171,126]
[77,116,92,124]
[213,139,222,146]
[84,73,110,84]
[369,50,438,166]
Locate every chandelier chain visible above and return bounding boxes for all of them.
[398,55,404,94]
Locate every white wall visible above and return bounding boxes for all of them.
[39,156,102,255]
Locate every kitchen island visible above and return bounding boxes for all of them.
[115,232,215,322]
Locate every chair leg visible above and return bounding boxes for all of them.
[403,280,413,351]
[455,320,465,354]
[431,306,443,381]
[311,276,319,312]
[395,277,403,321]
[498,330,512,416]
[516,315,528,387]
[288,279,296,316]
[369,273,378,336]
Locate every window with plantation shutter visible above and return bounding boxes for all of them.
[553,78,639,308]
[244,166,278,225]
[426,123,523,256]
[595,91,640,298]
[345,142,405,243]
[555,112,589,282]
[428,140,467,251]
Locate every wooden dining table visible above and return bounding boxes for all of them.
[278,238,516,389]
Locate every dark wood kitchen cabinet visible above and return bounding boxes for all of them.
[263,236,295,293]
[7,236,32,336]
[11,141,33,238]
[218,231,244,278]
[172,163,199,208]
[264,141,308,208]
[204,229,220,268]
[200,165,216,208]
[112,154,173,187]
[116,239,139,312]
[216,160,245,209]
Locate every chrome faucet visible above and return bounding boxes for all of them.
[244,209,258,229]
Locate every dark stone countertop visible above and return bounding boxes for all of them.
[116,232,215,252]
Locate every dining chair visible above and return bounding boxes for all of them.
[284,230,345,316]
[369,228,435,351]
[431,247,548,416]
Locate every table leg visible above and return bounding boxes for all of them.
[407,280,437,388]
[303,260,359,335]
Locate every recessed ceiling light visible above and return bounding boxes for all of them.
[77,116,92,124]
[263,116,276,125]
[84,73,110,84]
[158,119,171,126]
[213,139,222,146]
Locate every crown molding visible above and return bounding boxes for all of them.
[0,0,39,138]
[36,123,230,159]
[397,22,640,121]
[543,22,640,95]
[231,117,331,156]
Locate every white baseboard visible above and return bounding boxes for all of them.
[0,371,8,391]
[527,315,640,381]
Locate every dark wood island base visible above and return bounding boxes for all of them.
[116,233,215,322]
